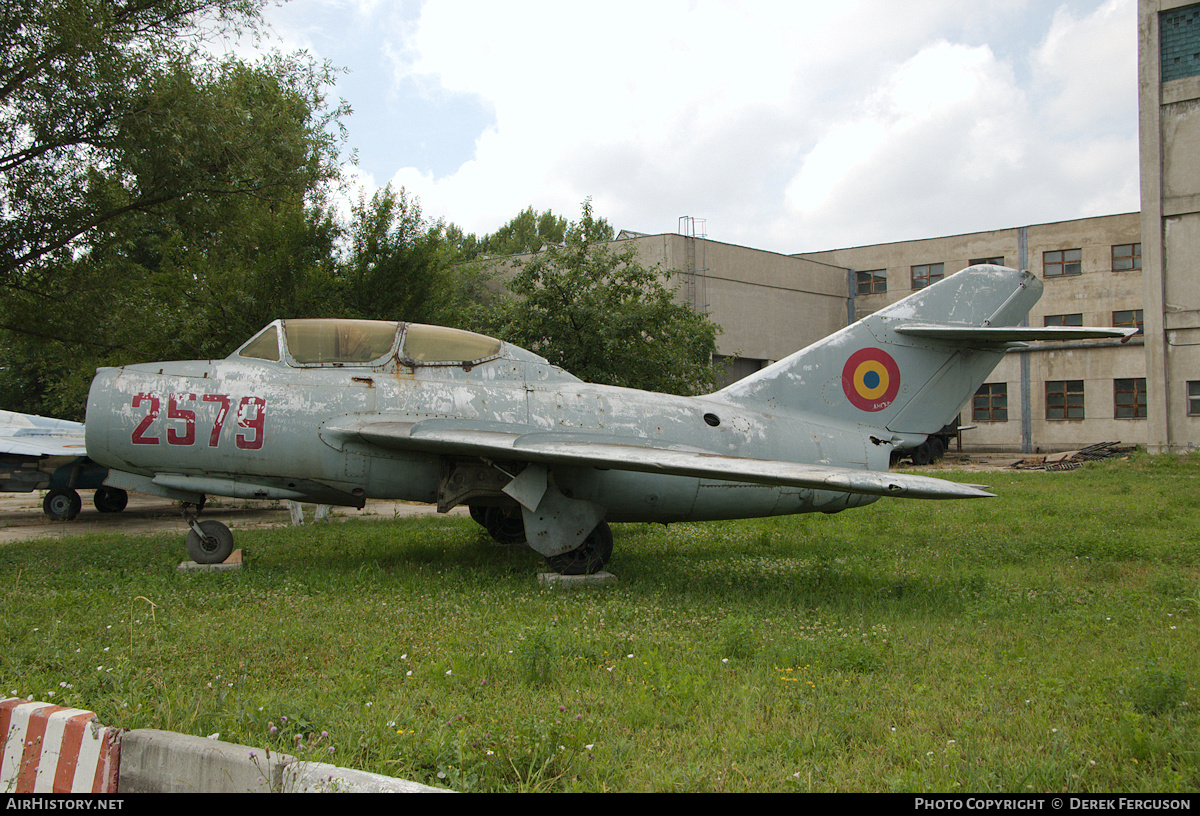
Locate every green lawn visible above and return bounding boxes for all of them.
[3,452,1198,792]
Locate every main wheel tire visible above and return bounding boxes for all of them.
[928,436,945,463]
[185,520,234,564]
[912,441,932,466]
[483,506,526,544]
[469,505,488,527]
[93,486,129,513]
[43,487,82,521]
[545,521,613,576]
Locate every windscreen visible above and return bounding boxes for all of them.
[283,319,400,364]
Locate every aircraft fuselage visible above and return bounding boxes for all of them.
[85,352,880,524]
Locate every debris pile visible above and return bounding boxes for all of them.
[1010,442,1136,471]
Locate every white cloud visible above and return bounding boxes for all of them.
[258,0,1140,253]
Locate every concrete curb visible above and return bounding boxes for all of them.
[3,699,450,793]
[118,729,449,793]
[1,699,119,793]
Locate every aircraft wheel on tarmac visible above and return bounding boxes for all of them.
[185,520,234,564]
[43,487,82,521]
[484,506,526,544]
[545,521,613,576]
[927,436,945,463]
[93,486,128,513]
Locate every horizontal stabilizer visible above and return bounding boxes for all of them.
[894,324,1138,343]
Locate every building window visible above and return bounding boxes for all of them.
[1046,380,1085,420]
[1189,381,1200,417]
[1161,5,1200,83]
[1044,249,1082,278]
[1044,314,1083,327]
[1112,243,1142,271]
[911,263,944,290]
[856,270,887,295]
[1113,309,1144,334]
[973,383,1008,422]
[970,256,1005,266]
[1114,378,1147,419]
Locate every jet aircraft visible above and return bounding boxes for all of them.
[83,265,1132,573]
[0,410,128,520]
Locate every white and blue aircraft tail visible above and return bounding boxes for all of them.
[84,264,1133,572]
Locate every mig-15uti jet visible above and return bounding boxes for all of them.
[83,265,1133,573]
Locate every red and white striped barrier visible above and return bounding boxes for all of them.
[1,698,120,793]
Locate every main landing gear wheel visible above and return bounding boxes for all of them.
[93,486,128,513]
[186,519,234,564]
[483,506,526,544]
[43,487,82,521]
[545,521,613,576]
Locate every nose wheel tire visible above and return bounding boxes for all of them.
[545,521,613,575]
[186,520,234,564]
[43,487,82,521]
[93,486,129,513]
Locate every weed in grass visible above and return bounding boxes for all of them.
[516,625,558,687]
[1127,662,1188,716]
[716,614,757,661]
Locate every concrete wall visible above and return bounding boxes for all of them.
[624,234,848,364]
[1140,0,1200,452]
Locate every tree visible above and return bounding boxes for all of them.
[339,185,487,327]
[494,201,721,396]
[0,2,350,417]
[0,1,345,291]
[447,206,613,260]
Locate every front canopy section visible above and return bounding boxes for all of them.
[231,319,505,369]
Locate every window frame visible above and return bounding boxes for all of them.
[1043,314,1084,327]
[1114,378,1147,420]
[855,270,887,295]
[1112,309,1144,334]
[1044,248,1082,278]
[1111,243,1142,272]
[1045,380,1086,421]
[972,382,1008,423]
[911,262,945,290]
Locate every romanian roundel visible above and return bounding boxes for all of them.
[841,348,900,412]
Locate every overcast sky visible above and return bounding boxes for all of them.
[249,0,1140,254]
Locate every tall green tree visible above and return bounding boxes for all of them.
[494,201,721,396]
[0,2,350,417]
[340,185,470,326]
[448,206,613,260]
[0,1,326,289]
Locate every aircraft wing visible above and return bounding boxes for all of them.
[0,410,88,458]
[322,417,994,500]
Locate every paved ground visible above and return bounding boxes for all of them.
[0,453,1021,545]
[0,490,467,545]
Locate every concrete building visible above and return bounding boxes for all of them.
[795,214,1147,453]
[1139,0,1200,454]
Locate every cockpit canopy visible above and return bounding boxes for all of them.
[234,319,504,368]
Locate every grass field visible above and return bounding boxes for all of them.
[2,453,1198,792]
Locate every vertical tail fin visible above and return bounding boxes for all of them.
[715,265,1042,436]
